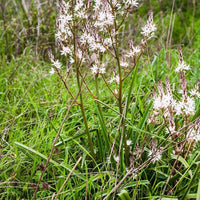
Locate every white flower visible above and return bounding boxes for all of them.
[52,60,62,69]
[94,9,114,30]
[166,126,175,134]
[60,46,71,56]
[187,128,200,143]
[74,0,84,11]
[115,76,119,84]
[175,61,190,72]
[148,149,162,163]
[91,64,106,75]
[69,57,74,64]
[190,89,200,98]
[114,155,119,162]
[153,94,173,110]
[99,66,106,74]
[124,0,139,8]
[121,61,129,68]
[184,97,195,116]
[58,14,72,24]
[174,97,195,116]
[127,140,132,146]
[91,64,98,75]
[75,10,87,18]
[94,0,101,11]
[141,12,156,38]
[76,49,84,60]
[103,38,112,47]
[109,75,119,84]
[49,68,55,74]
[55,31,62,40]
[126,46,141,58]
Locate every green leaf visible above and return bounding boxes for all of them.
[118,190,131,200]
[14,142,86,181]
[171,155,193,178]
[197,179,200,200]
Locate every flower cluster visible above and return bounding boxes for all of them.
[141,11,157,39]
[149,48,200,151]
[90,64,106,75]
[50,0,157,82]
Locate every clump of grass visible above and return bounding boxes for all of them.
[1,0,200,200]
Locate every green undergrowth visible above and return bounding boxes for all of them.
[0,48,200,199]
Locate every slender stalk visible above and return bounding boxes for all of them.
[95,76,110,153]
[112,3,129,164]
[72,0,95,158]
[54,157,82,200]
[33,102,75,200]
[101,74,118,99]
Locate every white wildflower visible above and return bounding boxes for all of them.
[175,60,190,72]
[126,46,141,58]
[190,89,200,98]
[60,46,71,56]
[94,9,114,30]
[49,68,55,74]
[184,97,195,116]
[187,128,200,143]
[127,140,132,146]
[121,60,129,68]
[58,14,72,24]
[52,60,62,69]
[141,12,156,38]
[69,57,74,64]
[99,66,106,74]
[153,94,173,110]
[103,38,112,47]
[91,64,106,75]
[174,97,195,116]
[91,64,98,75]
[74,0,84,11]
[124,0,139,8]
[114,155,119,162]
[109,75,119,84]
[148,149,162,163]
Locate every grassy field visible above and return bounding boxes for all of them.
[1,0,200,200]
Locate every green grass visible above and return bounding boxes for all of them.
[1,46,200,200]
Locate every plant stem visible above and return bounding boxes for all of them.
[112,7,129,165]
[72,0,94,158]
[95,76,110,154]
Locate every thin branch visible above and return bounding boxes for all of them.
[54,157,82,200]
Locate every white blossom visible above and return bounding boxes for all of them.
[60,46,71,56]
[52,60,62,69]
[190,89,200,98]
[110,75,120,84]
[126,46,141,58]
[91,64,98,75]
[49,68,55,74]
[174,97,195,116]
[187,128,200,143]
[175,60,190,72]
[153,94,174,110]
[91,64,106,75]
[124,0,139,8]
[141,12,156,38]
[121,61,129,68]
[114,155,119,162]
[148,149,162,163]
[99,66,106,74]
[127,140,132,146]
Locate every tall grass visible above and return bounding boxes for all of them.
[1,0,200,200]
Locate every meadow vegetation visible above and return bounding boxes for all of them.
[1,0,200,199]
